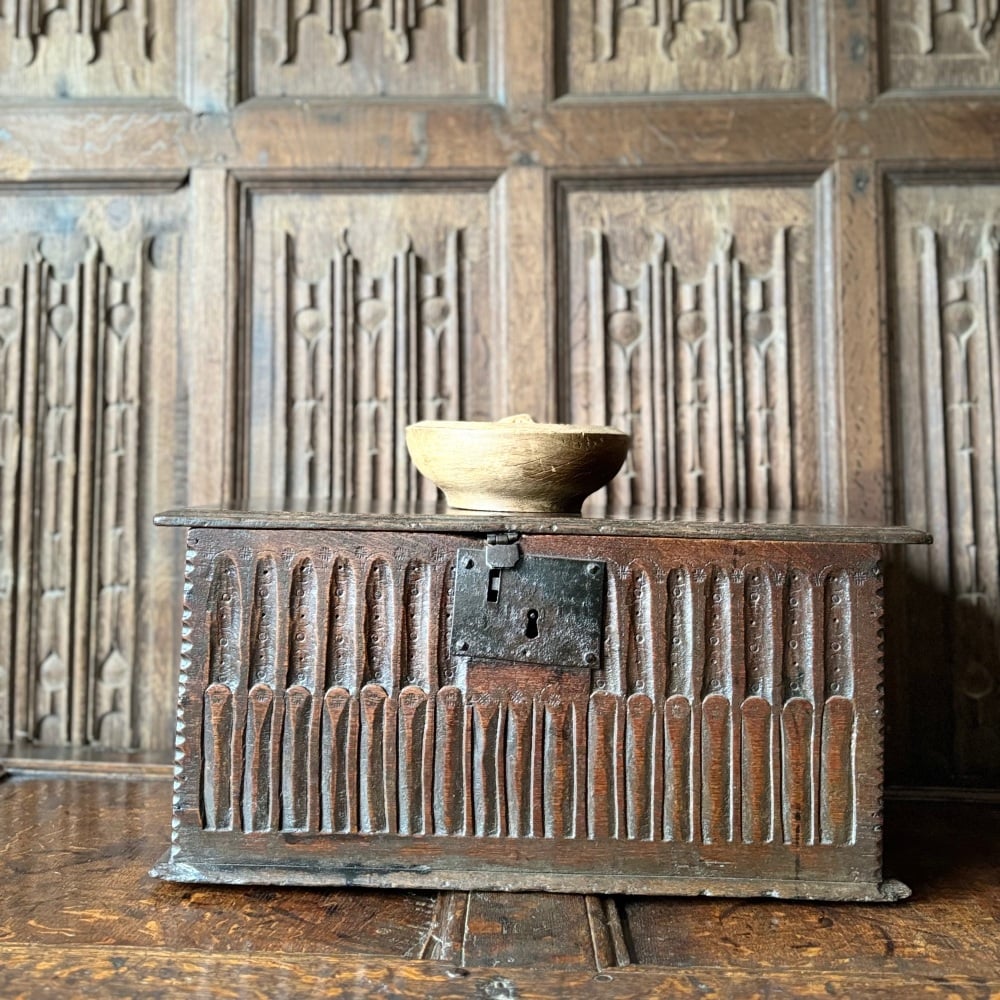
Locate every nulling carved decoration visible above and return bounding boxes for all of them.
[185,531,869,853]
[742,566,776,844]
[781,569,815,845]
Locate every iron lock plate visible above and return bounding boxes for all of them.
[451,545,606,668]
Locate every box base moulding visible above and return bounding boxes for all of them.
[151,851,910,901]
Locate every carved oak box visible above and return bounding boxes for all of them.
[152,504,927,900]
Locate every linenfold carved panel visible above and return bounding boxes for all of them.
[182,530,872,849]
[0,0,175,99]
[890,183,1000,781]
[243,187,495,504]
[0,190,186,747]
[249,0,489,98]
[558,0,816,96]
[564,184,832,513]
[886,2,1000,91]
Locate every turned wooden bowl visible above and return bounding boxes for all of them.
[405,415,630,514]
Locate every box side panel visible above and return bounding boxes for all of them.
[168,529,886,895]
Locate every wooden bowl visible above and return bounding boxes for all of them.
[405,415,630,514]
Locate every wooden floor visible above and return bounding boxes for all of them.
[0,764,997,998]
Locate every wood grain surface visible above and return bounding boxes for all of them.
[0,773,997,997]
[0,945,994,1000]
[0,3,996,795]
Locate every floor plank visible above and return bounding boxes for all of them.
[0,742,172,778]
[0,775,436,958]
[432,891,613,969]
[621,800,1000,984]
[0,944,993,1000]
[0,772,997,998]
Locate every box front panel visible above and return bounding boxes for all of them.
[167,528,886,897]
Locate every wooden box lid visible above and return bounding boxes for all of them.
[155,499,931,545]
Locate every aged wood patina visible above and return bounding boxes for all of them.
[152,502,928,900]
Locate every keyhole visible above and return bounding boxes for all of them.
[524,609,539,639]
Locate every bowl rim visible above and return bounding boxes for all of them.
[406,419,630,438]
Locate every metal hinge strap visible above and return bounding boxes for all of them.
[485,532,521,569]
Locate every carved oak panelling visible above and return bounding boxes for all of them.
[178,530,873,857]
[249,0,489,99]
[563,184,833,513]
[0,0,176,99]
[890,183,1000,782]
[243,186,495,504]
[558,0,817,96]
[0,190,186,747]
[885,2,1000,91]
